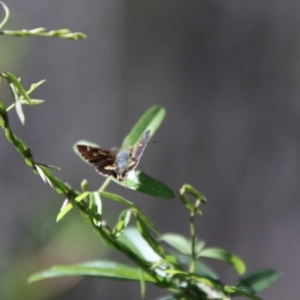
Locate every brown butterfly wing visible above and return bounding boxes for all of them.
[126,130,151,172]
[77,145,117,177]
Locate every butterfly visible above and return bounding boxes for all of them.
[77,130,151,181]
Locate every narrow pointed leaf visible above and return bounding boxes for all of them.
[122,106,166,147]
[3,72,32,104]
[20,99,44,105]
[35,164,53,187]
[56,203,73,222]
[15,99,25,124]
[28,261,155,283]
[116,170,174,199]
[134,210,159,234]
[26,79,46,94]
[136,216,166,258]
[113,210,132,237]
[165,270,222,290]
[180,184,207,204]
[57,204,82,223]
[179,184,206,214]
[200,248,246,275]
[100,191,137,209]
[36,163,60,171]
[92,192,102,226]
[6,99,45,112]
[160,234,191,255]
[81,179,88,191]
[56,192,90,222]
[75,192,90,202]
[224,286,262,300]
[177,254,220,280]
[235,268,281,293]
[118,227,162,262]
[8,82,25,124]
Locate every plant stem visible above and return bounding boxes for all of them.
[0,2,10,31]
[189,210,197,273]
[98,176,111,192]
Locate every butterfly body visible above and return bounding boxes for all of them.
[115,148,132,180]
[77,130,150,181]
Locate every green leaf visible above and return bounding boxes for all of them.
[113,210,132,237]
[176,253,220,281]
[134,210,159,235]
[81,179,88,192]
[34,165,69,195]
[118,227,162,262]
[56,202,73,222]
[35,162,60,171]
[75,192,91,202]
[161,234,205,256]
[26,79,46,95]
[6,99,45,115]
[116,170,174,199]
[56,192,90,222]
[136,215,166,258]
[180,184,207,203]
[200,248,246,275]
[100,191,137,209]
[122,106,166,148]
[179,184,207,214]
[235,268,281,293]
[165,269,222,290]
[224,286,262,300]
[20,99,44,105]
[35,164,53,187]
[3,72,32,105]
[91,191,102,226]
[6,79,45,112]
[195,261,220,281]
[28,261,155,283]
[160,234,192,255]
[9,82,25,125]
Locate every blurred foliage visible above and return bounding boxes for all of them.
[0,36,29,71]
[0,203,108,300]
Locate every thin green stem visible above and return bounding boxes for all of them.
[98,176,111,192]
[188,198,201,273]
[0,2,9,31]
[0,29,86,40]
[189,211,197,273]
[6,103,14,111]
[139,268,146,300]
